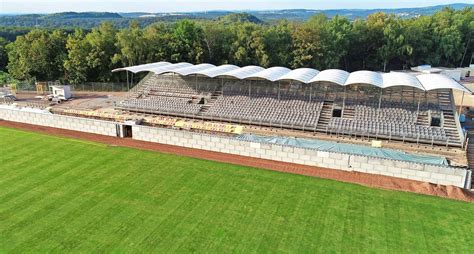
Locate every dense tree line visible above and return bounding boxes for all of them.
[1,7,473,85]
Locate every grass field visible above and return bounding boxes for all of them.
[0,126,473,253]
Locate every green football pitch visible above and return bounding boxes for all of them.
[0,126,473,253]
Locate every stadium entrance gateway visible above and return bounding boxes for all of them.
[117,119,140,138]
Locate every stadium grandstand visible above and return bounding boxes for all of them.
[112,62,472,148]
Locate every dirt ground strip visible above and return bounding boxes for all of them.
[1,120,473,202]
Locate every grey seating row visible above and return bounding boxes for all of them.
[329,118,447,142]
[118,97,202,115]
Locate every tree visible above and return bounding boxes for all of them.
[290,14,326,69]
[112,21,146,67]
[169,20,207,63]
[322,15,352,69]
[64,23,118,84]
[378,15,412,72]
[455,7,474,67]
[6,29,67,81]
[254,21,293,67]
[229,22,261,66]
[64,29,89,85]
[84,22,117,81]
[431,8,464,66]
[142,23,172,63]
[202,22,235,65]
[0,37,9,71]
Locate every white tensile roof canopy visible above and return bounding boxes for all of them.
[112,62,472,93]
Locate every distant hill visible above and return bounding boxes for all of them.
[43,12,122,20]
[249,3,473,21]
[217,13,263,24]
[0,3,471,28]
[0,12,197,29]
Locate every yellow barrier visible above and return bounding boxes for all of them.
[62,109,243,134]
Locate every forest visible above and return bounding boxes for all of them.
[0,7,472,85]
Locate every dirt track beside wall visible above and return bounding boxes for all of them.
[1,119,473,202]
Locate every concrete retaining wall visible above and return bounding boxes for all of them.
[132,125,469,188]
[0,108,117,136]
[0,107,469,188]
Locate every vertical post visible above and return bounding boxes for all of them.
[458,91,465,115]
[249,80,251,97]
[195,74,198,92]
[378,88,383,111]
[342,86,347,115]
[126,71,129,91]
[417,97,421,116]
[278,81,280,100]
[221,78,224,96]
[309,83,313,102]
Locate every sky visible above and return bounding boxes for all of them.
[0,0,471,14]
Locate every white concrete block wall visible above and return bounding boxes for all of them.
[0,108,117,137]
[132,125,469,188]
[0,108,468,188]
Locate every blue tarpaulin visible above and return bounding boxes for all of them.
[237,134,448,166]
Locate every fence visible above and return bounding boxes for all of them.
[8,82,130,93]
[71,82,129,92]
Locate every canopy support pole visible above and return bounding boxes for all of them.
[378,88,383,112]
[416,97,421,116]
[459,91,465,115]
[131,72,134,89]
[221,78,224,96]
[309,83,312,102]
[126,71,129,91]
[195,75,198,92]
[342,86,347,116]
[249,80,251,97]
[278,82,280,100]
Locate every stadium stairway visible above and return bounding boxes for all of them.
[197,87,223,116]
[466,131,474,189]
[316,101,334,132]
[127,72,154,98]
[342,105,354,119]
[438,90,462,145]
[416,112,429,126]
